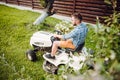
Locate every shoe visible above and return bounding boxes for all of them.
[45,54,55,59]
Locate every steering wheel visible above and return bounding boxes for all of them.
[51,36,60,43]
[50,30,62,43]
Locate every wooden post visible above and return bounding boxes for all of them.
[5,0,7,3]
[73,0,76,14]
[17,0,19,6]
[32,0,34,9]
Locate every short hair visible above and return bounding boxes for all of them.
[71,13,82,21]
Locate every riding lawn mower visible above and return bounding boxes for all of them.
[26,31,92,74]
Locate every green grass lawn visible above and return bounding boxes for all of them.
[0,5,60,80]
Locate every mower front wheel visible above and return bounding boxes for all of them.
[26,50,37,61]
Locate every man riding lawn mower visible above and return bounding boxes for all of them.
[26,13,91,74]
[44,13,88,59]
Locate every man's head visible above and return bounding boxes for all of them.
[71,13,82,26]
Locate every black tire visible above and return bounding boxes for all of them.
[43,60,58,74]
[26,50,37,61]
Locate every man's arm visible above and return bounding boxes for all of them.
[62,29,79,40]
[54,29,78,40]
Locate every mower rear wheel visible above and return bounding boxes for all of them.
[26,50,37,61]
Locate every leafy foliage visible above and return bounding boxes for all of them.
[55,20,73,34]
[104,0,120,27]
[39,0,47,8]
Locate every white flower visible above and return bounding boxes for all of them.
[54,20,74,34]
[110,50,116,60]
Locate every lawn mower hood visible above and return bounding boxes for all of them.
[30,31,53,47]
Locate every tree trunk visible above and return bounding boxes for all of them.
[33,0,55,25]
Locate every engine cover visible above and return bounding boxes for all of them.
[30,31,53,47]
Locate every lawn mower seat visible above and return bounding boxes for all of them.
[66,42,85,53]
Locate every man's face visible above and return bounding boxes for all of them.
[71,16,76,26]
[71,16,80,26]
